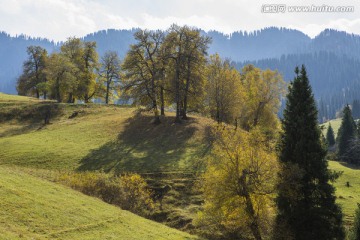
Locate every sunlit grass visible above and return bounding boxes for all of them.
[0,104,133,170]
[329,160,360,226]
[0,166,199,240]
[0,92,39,102]
[0,96,210,173]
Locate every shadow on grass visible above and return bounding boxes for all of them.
[339,161,360,170]
[0,102,64,137]
[0,123,42,138]
[0,101,63,123]
[77,112,212,174]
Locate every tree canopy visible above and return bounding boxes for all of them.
[17,46,48,98]
[274,65,344,240]
[326,123,336,147]
[337,105,357,162]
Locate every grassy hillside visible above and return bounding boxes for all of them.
[0,92,40,102]
[329,161,360,226]
[3,93,360,236]
[0,93,211,236]
[0,166,198,240]
[0,93,211,173]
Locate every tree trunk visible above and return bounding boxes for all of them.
[174,62,182,123]
[160,86,165,116]
[247,201,262,240]
[216,107,220,124]
[44,107,50,125]
[153,114,161,124]
[182,83,189,120]
[36,90,40,99]
[253,101,265,127]
[56,91,61,102]
[44,79,47,99]
[56,78,61,102]
[182,98,188,120]
[152,100,161,124]
[239,171,262,240]
[84,93,89,103]
[105,80,110,104]
[150,71,160,124]
[67,93,73,103]
[182,60,191,120]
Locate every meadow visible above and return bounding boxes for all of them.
[0,166,198,240]
[0,93,210,238]
[1,92,359,238]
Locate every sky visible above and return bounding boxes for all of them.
[0,0,359,41]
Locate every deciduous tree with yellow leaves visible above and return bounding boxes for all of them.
[240,65,286,133]
[205,54,244,124]
[196,126,278,240]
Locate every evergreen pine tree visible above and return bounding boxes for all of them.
[274,65,344,240]
[337,105,356,162]
[326,123,336,147]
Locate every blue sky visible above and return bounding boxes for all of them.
[0,0,359,41]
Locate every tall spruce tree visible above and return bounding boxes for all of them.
[337,105,357,162]
[326,123,336,147]
[274,65,344,240]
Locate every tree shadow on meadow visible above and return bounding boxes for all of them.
[0,102,63,137]
[0,101,63,123]
[339,161,360,170]
[77,112,212,174]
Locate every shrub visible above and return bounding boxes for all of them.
[117,174,154,214]
[57,172,154,216]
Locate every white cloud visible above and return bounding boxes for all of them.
[0,0,359,41]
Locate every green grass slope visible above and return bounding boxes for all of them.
[0,92,39,102]
[0,94,212,235]
[0,104,134,170]
[0,94,211,173]
[0,166,198,240]
[4,93,360,234]
[329,161,360,226]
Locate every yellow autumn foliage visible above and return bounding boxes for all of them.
[196,126,278,239]
[57,172,154,216]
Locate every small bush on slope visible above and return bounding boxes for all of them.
[58,172,154,216]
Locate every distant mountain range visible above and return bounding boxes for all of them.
[1,27,360,120]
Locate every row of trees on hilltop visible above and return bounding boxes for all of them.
[17,38,122,104]
[122,25,286,126]
[17,25,286,127]
[121,25,211,123]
